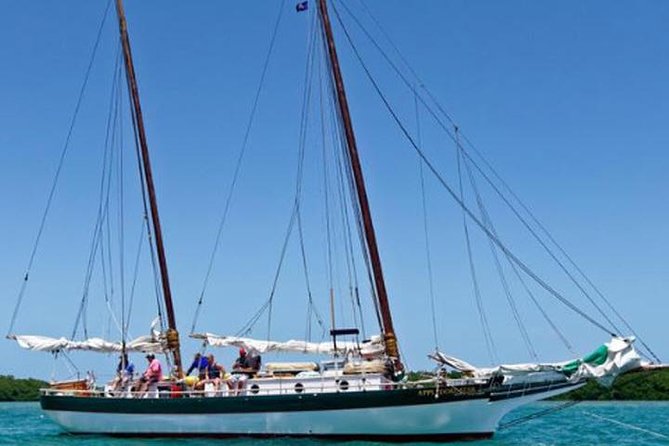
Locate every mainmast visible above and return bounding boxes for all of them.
[114,0,183,376]
[317,0,402,371]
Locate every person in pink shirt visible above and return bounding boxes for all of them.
[136,353,162,397]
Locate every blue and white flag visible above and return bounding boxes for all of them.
[296,1,308,12]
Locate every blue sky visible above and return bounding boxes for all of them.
[1,1,667,380]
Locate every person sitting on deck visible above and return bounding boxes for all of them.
[110,353,134,395]
[185,352,209,390]
[201,354,227,393]
[136,353,162,397]
[229,348,261,396]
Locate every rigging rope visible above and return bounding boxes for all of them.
[460,148,574,354]
[235,202,300,339]
[263,183,306,338]
[235,5,332,341]
[320,59,335,306]
[297,205,326,341]
[321,44,370,336]
[296,12,327,342]
[59,351,82,380]
[335,1,667,362]
[7,0,113,337]
[318,38,356,331]
[190,0,288,335]
[455,130,498,365]
[125,219,145,336]
[99,49,122,341]
[125,55,167,335]
[332,137,361,333]
[333,128,366,337]
[103,89,117,332]
[115,59,127,347]
[414,91,440,351]
[72,46,123,340]
[318,10,384,335]
[453,128,623,336]
[331,2,618,338]
[458,132,537,360]
[452,127,661,362]
[320,37,365,334]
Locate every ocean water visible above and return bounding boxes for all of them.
[0,401,667,445]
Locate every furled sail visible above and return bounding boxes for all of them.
[192,333,386,358]
[10,334,165,353]
[10,319,167,353]
[431,336,642,386]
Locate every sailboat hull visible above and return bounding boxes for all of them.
[42,383,581,441]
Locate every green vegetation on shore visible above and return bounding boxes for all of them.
[553,369,669,401]
[0,375,48,401]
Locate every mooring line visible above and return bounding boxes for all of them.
[586,411,669,441]
[498,401,580,430]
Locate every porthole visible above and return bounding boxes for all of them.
[294,383,304,394]
[250,384,260,395]
[338,380,349,391]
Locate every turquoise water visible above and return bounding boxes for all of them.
[0,401,667,445]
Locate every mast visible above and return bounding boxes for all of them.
[114,0,183,376]
[317,0,402,370]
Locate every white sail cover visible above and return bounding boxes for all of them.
[428,352,479,374]
[571,336,643,386]
[11,319,167,354]
[193,333,386,357]
[11,334,165,353]
[432,337,642,386]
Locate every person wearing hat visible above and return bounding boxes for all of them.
[229,347,261,396]
[136,353,162,397]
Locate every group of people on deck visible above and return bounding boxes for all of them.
[110,348,260,397]
[110,352,162,397]
[186,348,261,395]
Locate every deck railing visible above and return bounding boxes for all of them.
[40,377,408,399]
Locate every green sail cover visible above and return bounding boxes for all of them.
[562,344,609,375]
[582,344,609,365]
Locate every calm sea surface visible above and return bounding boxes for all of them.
[0,401,667,445]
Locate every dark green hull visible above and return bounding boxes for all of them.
[41,387,487,414]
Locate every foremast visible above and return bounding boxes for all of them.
[114,0,183,376]
[317,0,403,372]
